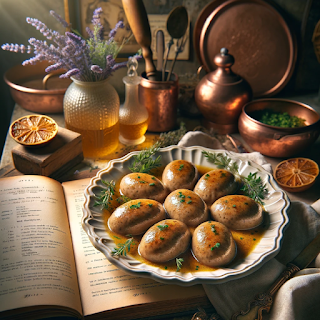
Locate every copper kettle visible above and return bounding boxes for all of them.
[195,48,252,134]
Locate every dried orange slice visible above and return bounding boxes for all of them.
[10,114,58,147]
[273,158,319,193]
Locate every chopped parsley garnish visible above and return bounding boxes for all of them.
[149,182,155,186]
[178,164,184,171]
[211,243,221,250]
[130,202,141,209]
[258,110,306,128]
[148,203,153,207]
[157,224,169,231]
[211,224,217,234]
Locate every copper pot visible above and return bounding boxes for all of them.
[4,61,71,114]
[194,48,252,134]
[238,98,320,158]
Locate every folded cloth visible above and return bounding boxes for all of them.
[178,131,320,320]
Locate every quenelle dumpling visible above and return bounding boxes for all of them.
[192,221,236,268]
[194,169,239,206]
[108,199,166,235]
[162,159,199,192]
[164,189,209,227]
[210,195,263,230]
[139,219,191,263]
[120,172,168,203]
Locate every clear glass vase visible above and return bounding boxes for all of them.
[63,77,120,158]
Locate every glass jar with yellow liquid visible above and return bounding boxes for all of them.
[63,77,120,158]
[119,57,149,145]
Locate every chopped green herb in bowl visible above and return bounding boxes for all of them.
[257,110,306,128]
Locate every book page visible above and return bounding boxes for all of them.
[63,179,207,317]
[0,176,82,316]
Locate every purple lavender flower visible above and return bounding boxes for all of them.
[2,7,130,82]
[91,7,104,41]
[109,21,125,38]
[91,65,103,73]
[112,61,128,72]
[86,26,94,39]
[60,68,80,78]
[50,10,70,28]
[45,62,63,73]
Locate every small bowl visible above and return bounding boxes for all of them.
[238,98,320,158]
[4,61,71,113]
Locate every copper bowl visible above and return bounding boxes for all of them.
[4,61,71,113]
[238,98,320,158]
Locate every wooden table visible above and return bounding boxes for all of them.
[1,93,320,320]
[2,93,320,205]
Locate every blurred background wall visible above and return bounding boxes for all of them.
[1,0,319,159]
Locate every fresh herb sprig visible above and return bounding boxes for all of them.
[241,172,268,204]
[111,238,135,257]
[202,151,238,175]
[94,180,131,209]
[129,145,162,173]
[94,180,116,210]
[202,151,268,205]
[129,123,187,173]
[176,258,184,272]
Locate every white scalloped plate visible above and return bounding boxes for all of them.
[82,146,290,286]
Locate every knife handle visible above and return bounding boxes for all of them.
[231,263,300,320]
[122,0,158,81]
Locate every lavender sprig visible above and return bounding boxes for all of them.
[1,7,136,82]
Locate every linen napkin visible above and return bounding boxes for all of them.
[178,131,320,320]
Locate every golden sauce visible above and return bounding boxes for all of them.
[103,165,268,273]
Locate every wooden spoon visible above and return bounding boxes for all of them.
[162,6,189,81]
[122,0,158,81]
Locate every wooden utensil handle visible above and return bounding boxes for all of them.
[122,0,157,80]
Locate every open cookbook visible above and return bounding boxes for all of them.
[0,175,212,320]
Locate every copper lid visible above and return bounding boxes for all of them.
[196,0,297,98]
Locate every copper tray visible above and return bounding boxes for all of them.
[195,0,297,97]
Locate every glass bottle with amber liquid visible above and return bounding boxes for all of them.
[119,57,149,145]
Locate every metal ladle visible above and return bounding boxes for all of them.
[162,6,189,81]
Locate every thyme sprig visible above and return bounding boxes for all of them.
[176,258,184,272]
[241,172,268,205]
[94,180,130,209]
[202,151,268,205]
[129,145,162,173]
[129,122,187,173]
[202,151,238,175]
[94,180,116,210]
[111,237,135,257]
